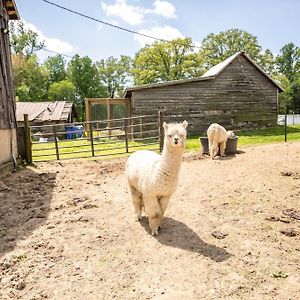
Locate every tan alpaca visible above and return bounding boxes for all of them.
[207,123,234,159]
[125,121,188,236]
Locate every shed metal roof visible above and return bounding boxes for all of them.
[124,51,284,97]
[16,101,74,123]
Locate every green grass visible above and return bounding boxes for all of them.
[32,125,300,161]
[186,124,300,151]
[32,137,159,161]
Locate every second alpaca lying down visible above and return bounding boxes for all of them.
[207,123,234,159]
[125,121,188,236]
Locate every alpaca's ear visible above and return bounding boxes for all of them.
[163,122,168,130]
[182,120,188,128]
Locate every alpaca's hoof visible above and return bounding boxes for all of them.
[135,214,142,221]
[151,229,159,236]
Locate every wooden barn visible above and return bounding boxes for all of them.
[124,51,284,135]
[0,0,19,173]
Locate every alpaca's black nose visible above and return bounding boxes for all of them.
[174,137,178,144]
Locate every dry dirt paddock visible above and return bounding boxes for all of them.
[0,142,300,300]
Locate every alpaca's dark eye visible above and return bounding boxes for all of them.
[168,135,172,138]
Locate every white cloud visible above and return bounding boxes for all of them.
[152,0,176,18]
[23,20,75,55]
[101,0,177,25]
[134,25,184,47]
[101,0,144,25]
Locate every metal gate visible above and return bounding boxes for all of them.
[25,114,162,162]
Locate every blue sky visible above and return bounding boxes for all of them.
[15,0,300,62]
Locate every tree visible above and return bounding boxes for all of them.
[276,43,300,113]
[132,38,204,85]
[277,43,300,82]
[44,55,67,84]
[48,80,76,101]
[11,54,48,101]
[67,54,107,120]
[9,20,44,57]
[257,49,277,75]
[290,75,300,113]
[97,55,132,98]
[199,28,264,69]
[274,74,293,113]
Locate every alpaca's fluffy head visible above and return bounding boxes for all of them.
[163,120,188,149]
[227,130,235,138]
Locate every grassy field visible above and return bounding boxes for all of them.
[186,124,300,151]
[32,125,300,161]
[32,137,159,161]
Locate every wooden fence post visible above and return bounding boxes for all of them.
[53,126,60,160]
[139,116,143,139]
[158,110,164,152]
[90,123,95,157]
[124,118,129,153]
[24,114,32,164]
[284,106,288,142]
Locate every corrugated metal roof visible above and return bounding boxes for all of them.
[201,51,284,91]
[201,52,240,77]
[16,101,73,122]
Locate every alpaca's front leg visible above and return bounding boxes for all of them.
[129,184,143,221]
[144,196,162,236]
[159,195,170,217]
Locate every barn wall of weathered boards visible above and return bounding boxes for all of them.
[0,0,19,170]
[125,52,283,135]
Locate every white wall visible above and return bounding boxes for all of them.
[278,114,300,125]
[0,129,18,165]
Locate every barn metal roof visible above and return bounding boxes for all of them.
[124,51,283,97]
[4,0,20,20]
[201,51,283,91]
[16,101,74,123]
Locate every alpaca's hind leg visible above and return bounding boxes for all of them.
[144,196,162,236]
[129,185,143,221]
[210,143,218,159]
[219,141,226,157]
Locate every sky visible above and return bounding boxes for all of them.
[14,0,300,62]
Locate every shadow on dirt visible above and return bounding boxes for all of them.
[140,217,232,262]
[0,166,56,258]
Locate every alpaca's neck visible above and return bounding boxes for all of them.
[159,144,184,175]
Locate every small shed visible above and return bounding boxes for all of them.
[16,101,77,128]
[125,51,284,135]
[0,0,19,173]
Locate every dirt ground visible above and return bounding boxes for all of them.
[0,142,300,300]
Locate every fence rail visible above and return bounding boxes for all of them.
[24,113,162,162]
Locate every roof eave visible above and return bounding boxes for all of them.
[240,52,284,92]
[124,75,215,97]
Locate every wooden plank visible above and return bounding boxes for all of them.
[53,125,60,160]
[24,114,32,163]
[89,123,95,157]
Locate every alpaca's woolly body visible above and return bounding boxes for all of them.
[207,123,234,159]
[125,121,188,235]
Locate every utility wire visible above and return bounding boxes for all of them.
[41,0,201,49]
[39,47,73,58]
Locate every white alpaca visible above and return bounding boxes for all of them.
[207,123,234,159]
[125,120,188,236]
